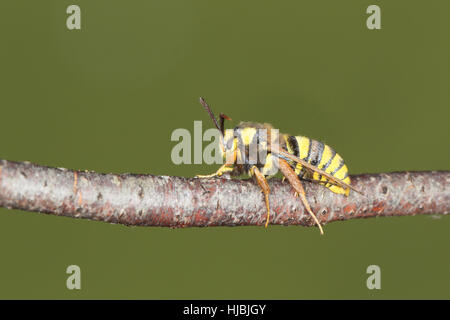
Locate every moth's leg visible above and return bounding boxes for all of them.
[251,166,271,228]
[196,150,237,178]
[278,159,324,235]
[196,164,234,178]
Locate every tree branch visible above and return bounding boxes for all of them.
[0,159,448,229]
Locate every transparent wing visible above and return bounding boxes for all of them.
[270,146,363,195]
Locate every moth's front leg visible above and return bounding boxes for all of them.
[196,164,235,178]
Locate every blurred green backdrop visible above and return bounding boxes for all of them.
[0,0,449,299]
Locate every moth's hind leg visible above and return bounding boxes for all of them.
[251,166,271,228]
[277,159,324,235]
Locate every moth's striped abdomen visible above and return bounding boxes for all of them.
[284,135,350,195]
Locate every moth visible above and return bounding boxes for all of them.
[196,97,362,234]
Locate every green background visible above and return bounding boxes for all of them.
[0,0,449,299]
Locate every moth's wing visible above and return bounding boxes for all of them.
[270,146,363,195]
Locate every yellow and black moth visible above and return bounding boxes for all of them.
[196,97,362,234]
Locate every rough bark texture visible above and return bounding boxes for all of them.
[0,159,448,229]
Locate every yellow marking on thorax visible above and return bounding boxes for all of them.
[261,153,276,177]
[240,128,257,146]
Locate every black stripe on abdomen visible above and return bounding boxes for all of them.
[287,135,299,157]
[331,158,345,175]
[312,141,324,166]
[322,149,336,171]
[306,139,324,166]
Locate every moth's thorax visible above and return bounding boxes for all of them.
[220,122,286,168]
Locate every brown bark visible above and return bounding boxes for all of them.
[0,159,448,229]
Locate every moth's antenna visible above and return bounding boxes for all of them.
[199,97,221,132]
[219,113,231,135]
[199,97,232,135]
